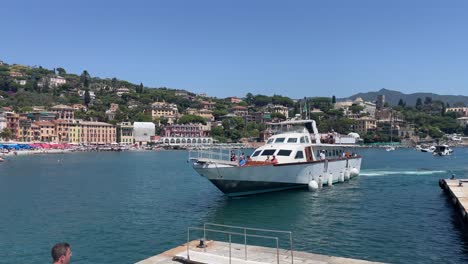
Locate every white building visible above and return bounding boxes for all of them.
[50,76,67,87]
[457,117,468,126]
[133,122,155,146]
[14,79,27,86]
[0,110,6,132]
[78,90,96,100]
[116,87,130,97]
[39,76,67,88]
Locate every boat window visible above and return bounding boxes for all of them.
[300,137,305,143]
[277,150,292,156]
[267,138,274,144]
[305,137,310,143]
[287,138,297,143]
[275,137,285,143]
[295,151,304,159]
[252,150,261,157]
[261,149,276,156]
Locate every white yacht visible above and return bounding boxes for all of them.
[421,146,436,153]
[433,145,453,156]
[189,120,362,196]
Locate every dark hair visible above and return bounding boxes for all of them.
[51,242,70,262]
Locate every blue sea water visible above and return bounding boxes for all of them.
[1,148,468,264]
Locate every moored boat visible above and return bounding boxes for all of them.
[189,120,362,196]
[433,145,453,156]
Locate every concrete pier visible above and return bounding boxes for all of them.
[136,240,383,264]
[439,178,468,221]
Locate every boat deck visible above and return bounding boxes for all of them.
[136,240,384,264]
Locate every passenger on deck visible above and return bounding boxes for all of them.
[247,156,252,161]
[239,157,246,166]
[271,155,278,164]
[240,152,245,160]
[230,150,237,161]
[345,150,351,158]
[265,155,271,162]
[319,150,326,160]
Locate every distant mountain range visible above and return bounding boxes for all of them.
[342,88,468,106]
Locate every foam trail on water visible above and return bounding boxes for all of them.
[360,170,447,176]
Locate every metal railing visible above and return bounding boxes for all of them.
[188,149,246,163]
[186,223,294,264]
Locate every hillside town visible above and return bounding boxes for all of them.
[2,60,468,149]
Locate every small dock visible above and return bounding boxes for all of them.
[136,240,383,264]
[136,223,383,264]
[439,179,468,221]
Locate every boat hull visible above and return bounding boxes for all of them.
[192,157,361,196]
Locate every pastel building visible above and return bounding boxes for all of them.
[79,121,116,144]
[6,113,20,140]
[117,122,134,144]
[50,104,74,120]
[35,121,57,142]
[151,102,179,124]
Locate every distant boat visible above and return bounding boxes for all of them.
[433,145,453,156]
[421,146,436,153]
[386,146,395,152]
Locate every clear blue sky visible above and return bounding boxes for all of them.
[2,0,468,99]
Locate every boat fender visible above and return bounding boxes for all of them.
[318,176,323,188]
[328,173,333,186]
[344,170,350,180]
[339,172,345,182]
[350,168,359,177]
[308,180,319,191]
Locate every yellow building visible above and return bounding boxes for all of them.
[79,121,116,144]
[117,122,134,144]
[151,102,179,124]
[34,121,57,142]
[185,108,214,122]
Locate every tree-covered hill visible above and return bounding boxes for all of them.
[344,88,468,107]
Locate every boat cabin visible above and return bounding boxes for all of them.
[250,132,353,164]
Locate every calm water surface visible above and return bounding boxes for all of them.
[1,149,468,264]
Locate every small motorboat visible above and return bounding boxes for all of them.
[386,146,395,152]
[433,145,453,156]
[421,146,436,153]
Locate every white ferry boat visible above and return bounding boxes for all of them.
[189,120,362,196]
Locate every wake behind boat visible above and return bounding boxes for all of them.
[189,120,362,196]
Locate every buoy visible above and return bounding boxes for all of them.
[344,170,350,180]
[339,172,345,182]
[350,168,359,177]
[328,173,333,186]
[308,180,318,191]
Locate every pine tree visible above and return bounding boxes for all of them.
[138,82,144,94]
[416,98,423,109]
[84,89,91,106]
